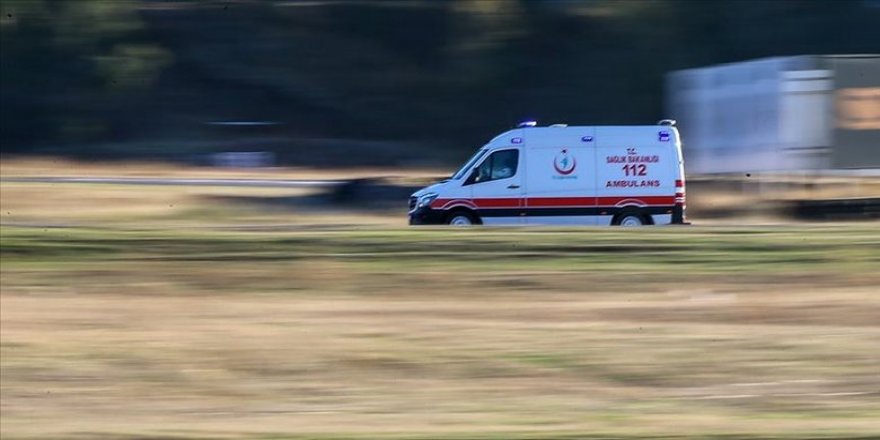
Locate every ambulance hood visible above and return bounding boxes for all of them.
[410,180,448,198]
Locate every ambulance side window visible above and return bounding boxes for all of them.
[466,149,519,185]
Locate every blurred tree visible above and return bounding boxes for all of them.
[1,0,171,149]
[1,0,878,163]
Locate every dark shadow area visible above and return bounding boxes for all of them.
[207,178,423,212]
[785,197,880,221]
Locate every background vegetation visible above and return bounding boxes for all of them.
[3,0,879,164]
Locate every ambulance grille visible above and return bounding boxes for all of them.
[408,196,417,211]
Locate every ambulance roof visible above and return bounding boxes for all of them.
[486,125,679,148]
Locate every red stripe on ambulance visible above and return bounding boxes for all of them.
[435,196,676,209]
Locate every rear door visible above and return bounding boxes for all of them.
[465,148,525,225]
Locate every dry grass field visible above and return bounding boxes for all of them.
[2,160,880,439]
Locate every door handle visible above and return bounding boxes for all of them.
[507,184,520,189]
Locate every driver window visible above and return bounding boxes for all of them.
[470,149,519,184]
[476,157,493,182]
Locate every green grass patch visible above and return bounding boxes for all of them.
[3,225,878,276]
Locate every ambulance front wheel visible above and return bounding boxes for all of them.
[446,210,479,226]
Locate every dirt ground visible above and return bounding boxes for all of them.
[3,285,880,439]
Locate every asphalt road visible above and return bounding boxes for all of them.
[1,176,345,188]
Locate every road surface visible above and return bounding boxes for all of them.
[1,176,345,188]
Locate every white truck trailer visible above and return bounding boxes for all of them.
[666,55,879,173]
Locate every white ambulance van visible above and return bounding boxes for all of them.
[409,121,687,226]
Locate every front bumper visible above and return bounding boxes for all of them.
[408,206,446,225]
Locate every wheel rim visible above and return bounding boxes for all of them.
[449,215,473,226]
[620,215,643,226]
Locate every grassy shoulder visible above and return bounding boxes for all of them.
[3,225,880,439]
[3,225,879,278]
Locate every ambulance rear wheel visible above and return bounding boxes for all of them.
[615,214,646,227]
[446,211,478,226]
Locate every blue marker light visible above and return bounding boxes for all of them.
[658,131,670,142]
[511,137,523,144]
[581,136,594,142]
[517,121,537,128]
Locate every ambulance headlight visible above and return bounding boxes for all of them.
[417,192,438,209]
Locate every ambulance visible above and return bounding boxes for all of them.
[408,120,687,226]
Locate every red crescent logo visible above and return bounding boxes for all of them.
[554,150,576,175]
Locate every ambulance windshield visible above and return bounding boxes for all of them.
[451,148,488,180]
